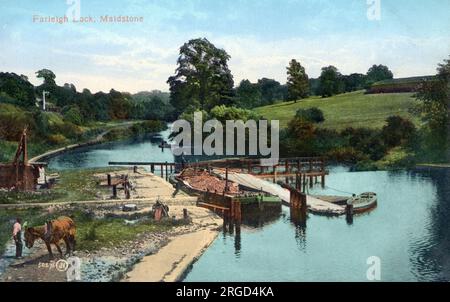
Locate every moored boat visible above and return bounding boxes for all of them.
[347,192,377,213]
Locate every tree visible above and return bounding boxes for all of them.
[366,64,393,83]
[36,69,56,86]
[235,79,262,109]
[0,72,35,107]
[343,73,366,92]
[257,78,287,105]
[167,38,234,114]
[286,59,309,102]
[381,116,416,147]
[415,57,450,159]
[317,66,343,97]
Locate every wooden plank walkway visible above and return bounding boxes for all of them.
[214,170,345,216]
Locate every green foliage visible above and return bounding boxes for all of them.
[366,64,394,83]
[0,72,36,108]
[235,80,262,109]
[168,38,234,114]
[413,57,449,161]
[130,120,167,136]
[295,107,324,123]
[131,91,175,121]
[286,59,309,102]
[0,103,35,140]
[317,66,344,97]
[47,134,69,145]
[381,116,416,147]
[257,78,287,105]
[343,73,366,92]
[209,105,260,123]
[63,105,83,125]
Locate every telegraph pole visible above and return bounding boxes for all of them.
[42,90,49,111]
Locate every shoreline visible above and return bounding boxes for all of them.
[28,120,153,163]
[122,214,222,282]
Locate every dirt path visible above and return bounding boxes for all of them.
[0,169,223,282]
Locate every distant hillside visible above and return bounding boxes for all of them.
[368,76,436,94]
[254,91,420,130]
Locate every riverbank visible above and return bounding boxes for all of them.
[0,168,223,282]
[123,208,222,282]
[29,120,161,163]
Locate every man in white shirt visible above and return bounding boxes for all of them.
[12,218,23,259]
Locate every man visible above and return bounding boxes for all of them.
[12,218,23,259]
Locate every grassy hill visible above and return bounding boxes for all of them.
[254,91,420,130]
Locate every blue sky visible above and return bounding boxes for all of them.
[0,0,449,93]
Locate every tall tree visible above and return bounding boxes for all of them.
[167,38,234,114]
[366,64,394,83]
[317,66,343,97]
[286,59,309,102]
[36,69,56,86]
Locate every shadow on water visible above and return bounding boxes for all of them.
[408,168,450,281]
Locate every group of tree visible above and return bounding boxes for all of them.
[313,64,394,97]
[167,38,398,113]
[234,78,287,109]
[0,70,177,125]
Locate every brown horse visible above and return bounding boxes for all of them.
[25,216,76,258]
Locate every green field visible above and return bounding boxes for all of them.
[254,91,421,130]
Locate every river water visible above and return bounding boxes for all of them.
[46,133,450,282]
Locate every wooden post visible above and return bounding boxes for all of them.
[160,164,163,177]
[133,166,137,173]
[321,157,326,188]
[151,164,155,173]
[183,208,188,220]
[302,173,306,193]
[232,199,241,223]
[112,185,117,198]
[346,201,354,219]
[165,161,168,180]
[225,166,229,192]
[107,174,111,186]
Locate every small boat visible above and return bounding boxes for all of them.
[347,192,377,213]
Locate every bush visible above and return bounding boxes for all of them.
[326,147,366,163]
[381,115,416,147]
[130,120,166,136]
[209,105,260,123]
[295,107,325,123]
[47,134,68,145]
[63,106,83,125]
[0,104,35,140]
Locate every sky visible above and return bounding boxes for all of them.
[0,0,449,93]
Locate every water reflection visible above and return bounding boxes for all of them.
[289,207,307,251]
[408,168,450,281]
